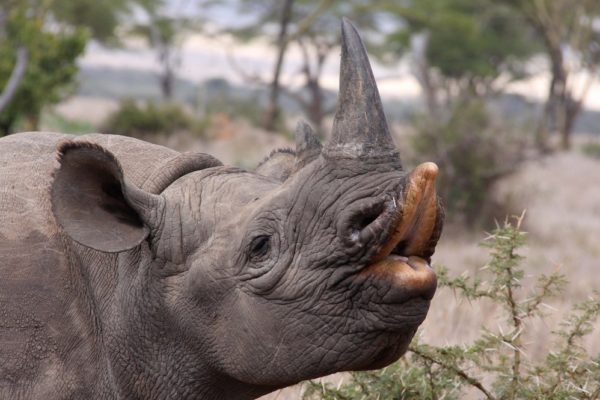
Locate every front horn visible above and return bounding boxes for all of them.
[324,18,400,163]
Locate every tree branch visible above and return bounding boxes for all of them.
[410,346,498,400]
[284,0,336,45]
[0,47,29,114]
[262,0,295,131]
[225,45,268,86]
[279,84,309,110]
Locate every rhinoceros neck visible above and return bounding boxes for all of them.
[104,321,275,399]
[91,248,271,400]
[107,346,273,400]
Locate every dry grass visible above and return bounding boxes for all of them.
[147,118,293,170]
[53,96,119,126]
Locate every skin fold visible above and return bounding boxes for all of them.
[0,19,444,400]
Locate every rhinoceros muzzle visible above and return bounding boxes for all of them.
[322,18,443,305]
[357,162,440,302]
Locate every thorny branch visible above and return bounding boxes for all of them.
[409,346,498,400]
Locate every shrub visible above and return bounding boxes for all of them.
[410,99,526,225]
[203,94,266,129]
[0,15,87,135]
[582,142,600,160]
[102,99,193,137]
[304,215,600,400]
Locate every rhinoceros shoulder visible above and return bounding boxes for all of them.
[0,132,185,396]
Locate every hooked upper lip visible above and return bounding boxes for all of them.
[358,162,442,301]
[375,162,441,262]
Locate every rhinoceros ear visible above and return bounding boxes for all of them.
[254,120,322,182]
[294,119,322,170]
[51,141,164,253]
[255,148,296,181]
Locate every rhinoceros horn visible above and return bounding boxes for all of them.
[324,18,399,162]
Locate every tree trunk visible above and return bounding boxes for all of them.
[532,17,582,151]
[306,77,324,136]
[262,0,294,132]
[534,28,571,151]
[0,117,15,137]
[561,95,584,150]
[158,44,174,100]
[551,57,574,151]
[160,63,174,100]
[536,71,558,152]
[0,47,28,115]
[411,32,440,119]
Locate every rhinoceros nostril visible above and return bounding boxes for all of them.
[354,207,382,233]
[338,197,393,249]
[349,200,385,238]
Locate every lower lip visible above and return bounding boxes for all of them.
[360,255,437,301]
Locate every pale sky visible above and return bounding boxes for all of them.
[80,33,600,111]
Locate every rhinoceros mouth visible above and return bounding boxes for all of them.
[359,162,440,301]
[360,255,437,301]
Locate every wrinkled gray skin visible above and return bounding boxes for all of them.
[0,20,443,400]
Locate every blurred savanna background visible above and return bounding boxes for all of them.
[1,0,600,398]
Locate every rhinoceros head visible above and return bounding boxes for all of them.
[51,19,443,399]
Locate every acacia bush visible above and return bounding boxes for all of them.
[102,99,198,137]
[582,142,600,160]
[304,216,600,400]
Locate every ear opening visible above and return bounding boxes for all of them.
[51,141,162,253]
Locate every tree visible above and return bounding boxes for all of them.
[0,47,28,115]
[0,0,147,135]
[0,1,87,135]
[51,0,137,43]
[372,0,538,223]
[262,0,295,131]
[130,0,201,100]
[289,0,381,136]
[380,0,537,118]
[500,0,600,150]
[215,0,380,136]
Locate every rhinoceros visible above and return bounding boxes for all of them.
[0,19,443,400]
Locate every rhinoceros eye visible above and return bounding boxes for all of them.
[249,235,271,261]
